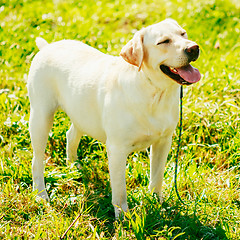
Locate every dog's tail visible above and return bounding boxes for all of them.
[36,37,48,50]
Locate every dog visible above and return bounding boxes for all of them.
[27,18,201,218]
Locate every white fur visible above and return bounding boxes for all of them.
[28,19,198,218]
[35,37,48,50]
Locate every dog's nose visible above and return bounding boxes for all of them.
[184,45,199,62]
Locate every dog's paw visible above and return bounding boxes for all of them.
[149,187,165,203]
[35,189,50,202]
[114,203,128,220]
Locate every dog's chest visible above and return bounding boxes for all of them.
[129,104,179,151]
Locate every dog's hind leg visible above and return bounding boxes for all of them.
[29,105,56,201]
[66,123,82,165]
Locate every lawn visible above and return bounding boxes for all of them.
[0,0,239,239]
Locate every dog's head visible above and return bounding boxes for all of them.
[120,19,201,86]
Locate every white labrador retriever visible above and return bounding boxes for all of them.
[27,19,201,218]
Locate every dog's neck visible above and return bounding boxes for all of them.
[140,64,179,92]
[139,69,179,95]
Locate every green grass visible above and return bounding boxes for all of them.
[0,0,239,239]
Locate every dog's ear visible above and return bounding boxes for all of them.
[120,30,144,71]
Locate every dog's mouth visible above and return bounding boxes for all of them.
[160,64,201,85]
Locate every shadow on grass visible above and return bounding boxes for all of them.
[46,155,227,239]
[82,188,227,240]
[144,200,227,240]
[46,135,227,239]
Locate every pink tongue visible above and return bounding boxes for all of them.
[176,64,201,83]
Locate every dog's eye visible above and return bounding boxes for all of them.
[157,39,170,45]
[181,32,187,37]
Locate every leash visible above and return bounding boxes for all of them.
[174,85,187,205]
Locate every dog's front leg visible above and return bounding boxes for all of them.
[149,135,173,201]
[107,143,128,219]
